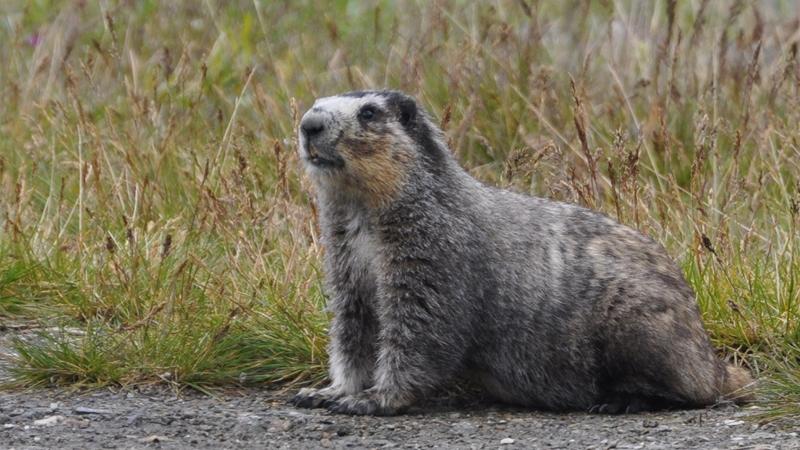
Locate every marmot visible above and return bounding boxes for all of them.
[290,90,753,415]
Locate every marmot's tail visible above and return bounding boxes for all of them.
[720,363,755,403]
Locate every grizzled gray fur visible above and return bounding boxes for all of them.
[290,90,752,416]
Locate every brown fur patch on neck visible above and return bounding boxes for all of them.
[338,134,413,208]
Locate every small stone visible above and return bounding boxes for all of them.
[139,435,171,443]
[33,415,65,426]
[49,402,59,410]
[451,421,476,433]
[723,419,745,427]
[21,409,44,419]
[75,407,112,415]
[501,438,515,445]
[127,413,142,426]
[267,419,293,432]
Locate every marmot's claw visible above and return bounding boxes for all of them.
[589,395,651,414]
[289,394,328,409]
[327,392,401,416]
[588,403,612,414]
[289,387,336,409]
[327,397,376,415]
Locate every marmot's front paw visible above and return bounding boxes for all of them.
[327,389,405,416]
[289,386,341,409]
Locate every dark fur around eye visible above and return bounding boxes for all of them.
[358,105,378,121]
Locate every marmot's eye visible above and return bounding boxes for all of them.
[358,105,376,121]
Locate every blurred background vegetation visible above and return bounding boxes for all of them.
[0,0,798,414]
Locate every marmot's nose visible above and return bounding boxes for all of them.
[300,114,326,140]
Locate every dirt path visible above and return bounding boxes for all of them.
[1,331,798,449]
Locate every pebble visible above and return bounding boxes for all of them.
[267,419,294,432]
[75,406,112,415]
[33,415,64,426]
[723,419,745,426]
[138,435,171,443]
[451,421,477,433]
[501,437,515,444]
[126,413,142,425]
[642,419,659,428]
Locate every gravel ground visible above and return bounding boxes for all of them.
[1,389,798,450]
[1,330,799,449]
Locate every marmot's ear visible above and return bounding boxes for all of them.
[396,96,417,127]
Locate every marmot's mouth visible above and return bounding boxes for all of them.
[305,153,344,169]
[303,133,345,169]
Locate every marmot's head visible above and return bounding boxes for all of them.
[298,90,447,207]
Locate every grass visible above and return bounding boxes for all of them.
[0,0,798,412]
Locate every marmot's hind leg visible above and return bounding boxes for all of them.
[595,299,725,413]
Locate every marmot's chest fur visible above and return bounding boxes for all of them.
[291,90,752,416]
[339,210,380,277]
